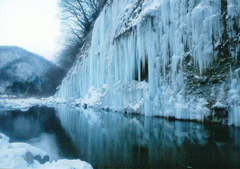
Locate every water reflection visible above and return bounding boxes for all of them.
[0,106,240,168]
[0,107,78,161]
[56,105,240,169]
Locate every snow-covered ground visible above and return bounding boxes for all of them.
[0,133,93,169]
[0,97,66,111]
[0,92,102,111]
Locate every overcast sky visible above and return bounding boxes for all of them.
[0,0,60,61]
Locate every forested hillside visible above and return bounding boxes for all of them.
[0,46,63,97]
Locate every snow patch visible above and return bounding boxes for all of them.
[0,133,93,169]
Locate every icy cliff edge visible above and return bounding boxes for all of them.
[55,0,240,125]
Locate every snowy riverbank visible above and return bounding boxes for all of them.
[0,97,66,111]
[0,133,93,169]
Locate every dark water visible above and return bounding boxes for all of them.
[0,106,240,169]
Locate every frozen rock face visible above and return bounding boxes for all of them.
[0,46,63,96]
[56,0,240,125]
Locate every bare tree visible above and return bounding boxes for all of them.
[58,0,102,39]
[56,0,105,71]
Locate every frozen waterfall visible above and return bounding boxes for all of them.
[55,0,240,125]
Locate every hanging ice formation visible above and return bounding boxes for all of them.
[55,0,240,125]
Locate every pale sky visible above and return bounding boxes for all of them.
[0,0,60,61]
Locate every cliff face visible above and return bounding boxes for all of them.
[56,0,240,125]
[0,46,63,97]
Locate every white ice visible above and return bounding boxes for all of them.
[55,0,240,124]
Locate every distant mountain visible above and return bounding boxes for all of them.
[0,46,64,97]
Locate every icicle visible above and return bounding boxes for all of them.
[230,65,232,81]
[55,0,240,124]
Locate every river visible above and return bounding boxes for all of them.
[0,105,240,169]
